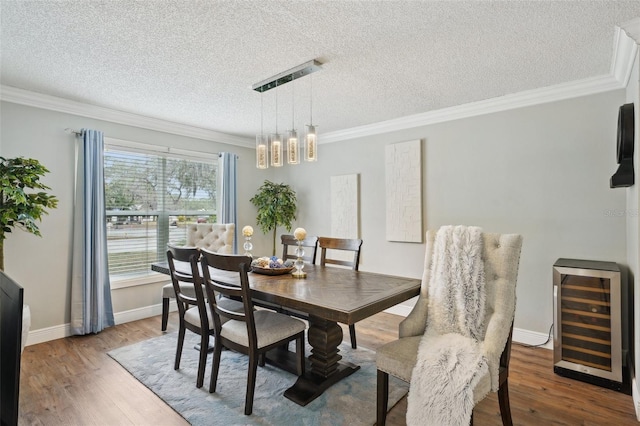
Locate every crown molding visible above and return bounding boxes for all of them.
[612,24,639,87]
[0,85,254,148]
[620,17,640,46]
[321,74,623,144]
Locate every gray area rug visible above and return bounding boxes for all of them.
[108,332,408,425]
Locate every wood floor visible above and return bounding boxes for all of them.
[18,312,638,425]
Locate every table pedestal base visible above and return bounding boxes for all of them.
[284,361,360,406]
[283,315,361,406]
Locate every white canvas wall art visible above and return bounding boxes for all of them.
[385,139,422,242]
[330,174,359,239]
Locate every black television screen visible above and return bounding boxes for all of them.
[0,271,24,426]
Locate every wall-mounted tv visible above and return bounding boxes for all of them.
[610,103,634,188]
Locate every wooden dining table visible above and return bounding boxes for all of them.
[151,262,420,406]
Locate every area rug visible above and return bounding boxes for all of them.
[108,332,408,425]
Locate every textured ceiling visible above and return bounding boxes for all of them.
[2,1,640,141]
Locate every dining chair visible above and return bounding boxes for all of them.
[281,234,319,264]
[167,245,243,389]
[318,236,363,349]
[200,249,307,415]
[161,223,235,331]
[375,229,523,425]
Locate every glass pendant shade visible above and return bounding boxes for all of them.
[304,125,317,162]
[287,130,300,164]
[256,135,268,169]
[270,133,283,167]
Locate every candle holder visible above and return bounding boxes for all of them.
[243,236,253,258]
[291,240,306,278]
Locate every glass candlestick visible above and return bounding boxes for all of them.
[291,240,306,278]
[243,236,253,258]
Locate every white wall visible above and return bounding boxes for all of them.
[272,90,628,336]
[0,102,268,333]
[0,88,630,345]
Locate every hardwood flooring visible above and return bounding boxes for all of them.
[18,312,638,425]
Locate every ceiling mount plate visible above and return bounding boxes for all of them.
[252,60,322,93]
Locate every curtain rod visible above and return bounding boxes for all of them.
[64,129,233,159]
[65,128,82,136]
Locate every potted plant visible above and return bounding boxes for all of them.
[250,180,297,255]
[0,157,58,270]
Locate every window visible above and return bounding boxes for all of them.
[104,141,217,281]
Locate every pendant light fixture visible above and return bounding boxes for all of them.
[287,80,300,164]
[305,74,317,162]
[270,82,283,167]
[252,59,321,169]
[256,91,268,169]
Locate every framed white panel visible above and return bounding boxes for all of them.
[385,139,422,242]
[330,174,359,239]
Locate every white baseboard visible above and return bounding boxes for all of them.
[384,304,413,317]
[26,323,73,346]
[28,302,551,350]
[25,303,178,346]
[113,303,164,324]
[512,327,553,350]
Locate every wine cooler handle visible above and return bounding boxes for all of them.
[552,285,558,341]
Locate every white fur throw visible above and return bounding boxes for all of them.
[427,225,486,340]
[407,333,488,426]
[406,225,487,426]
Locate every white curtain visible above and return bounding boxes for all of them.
[70,129,115,334]
[218,152,238,253]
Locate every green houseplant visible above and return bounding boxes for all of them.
[0,157,58,270]
[250,180,297,256]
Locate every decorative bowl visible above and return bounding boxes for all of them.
[251,266,294,276]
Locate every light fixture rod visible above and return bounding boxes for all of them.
[253,60,322,93]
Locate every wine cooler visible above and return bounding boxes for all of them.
[553,258,623,391]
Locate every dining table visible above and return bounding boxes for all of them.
[151,261,420,406]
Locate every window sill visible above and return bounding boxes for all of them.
[111,274,168,290]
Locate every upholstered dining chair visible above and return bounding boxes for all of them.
[166,245,243,389]
[281,234,319,264]
[161,223,235,331]
[376,229,523,425]
[199,249,306,416]
[318,236,363,349]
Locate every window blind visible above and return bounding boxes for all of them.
[104,145,217,280]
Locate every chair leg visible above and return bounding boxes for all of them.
[196,334,208,388]
[245,354,259,415]
[174,324,185,370]
[376,369,389,426]
[209,338,223,393]
[349,324,357,349]
[161,297,170,331]
[498,379,513,426]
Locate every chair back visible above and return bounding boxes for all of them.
[186,223,235,254]
[166,245,207,325]
[200,250,257,346]
[404,229,522,389]
[281,234,319,264]
[318,237,363,270]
